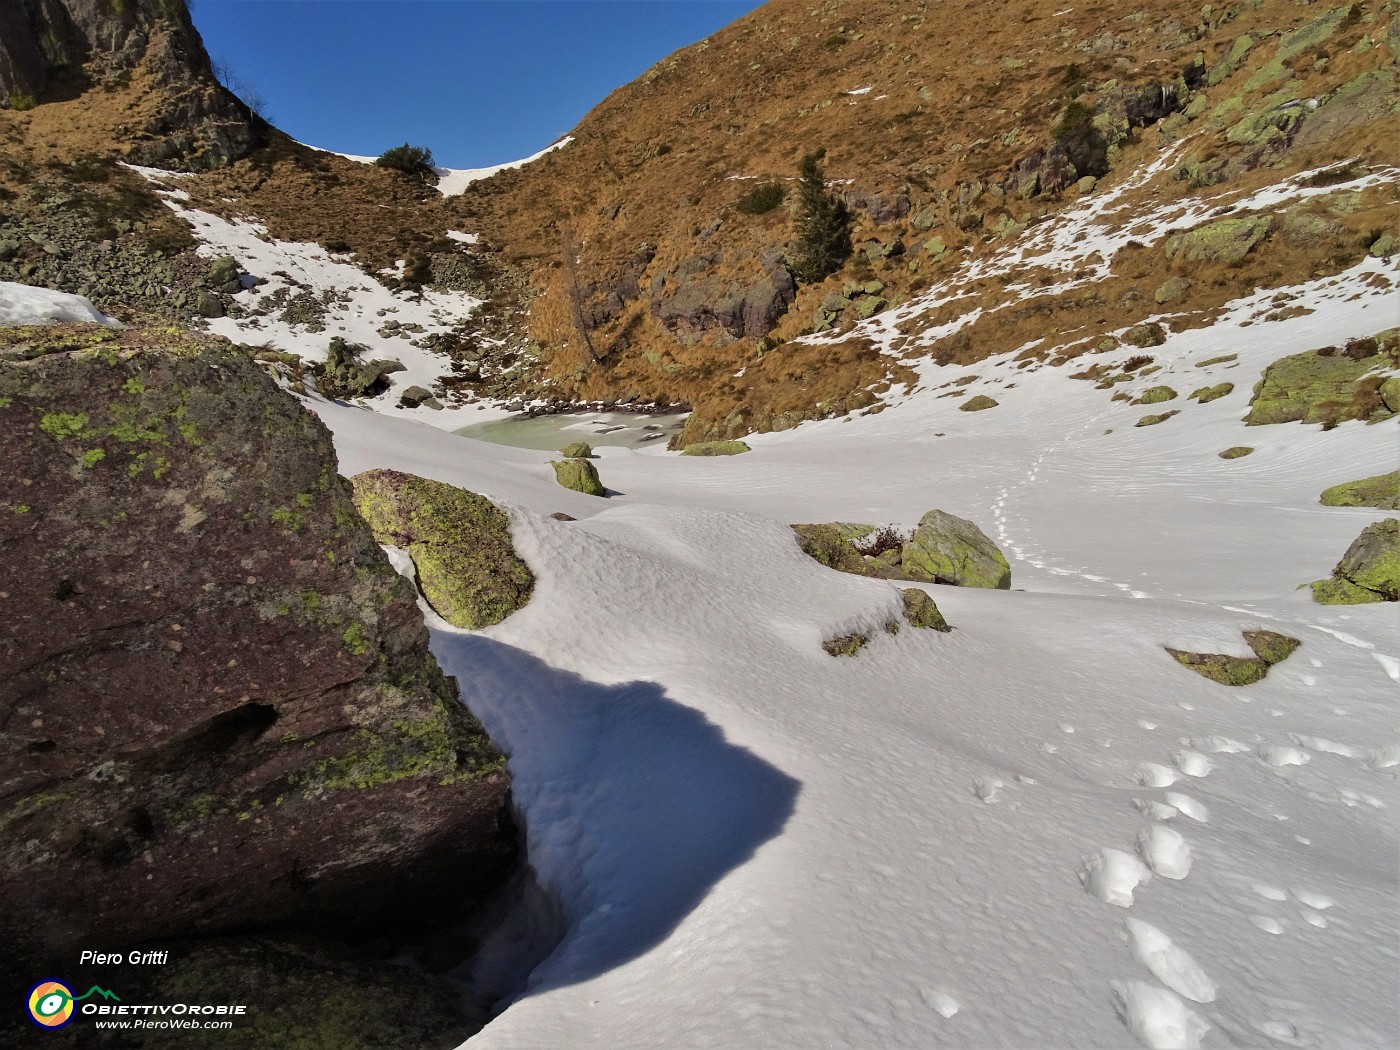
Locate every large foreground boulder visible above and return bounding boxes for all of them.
[350,469,535,628]
[901,510,1012,589]
[1320,470,1400,510]
[1310,517,1400,604]
[0,325,515,966]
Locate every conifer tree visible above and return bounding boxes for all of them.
[790,150,851,283]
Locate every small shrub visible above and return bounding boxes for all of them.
[8,91,36,112]
[375,143,437,181]
[853,525,907,558]
[736,183,785,215]
[1121,355,1154,371]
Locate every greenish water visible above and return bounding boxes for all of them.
[455,412,688,452]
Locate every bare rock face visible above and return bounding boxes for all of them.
[0,325,515,964]
[0,0,255,170]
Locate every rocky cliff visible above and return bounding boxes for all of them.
[0,0,255,169]
[0,324,515,965]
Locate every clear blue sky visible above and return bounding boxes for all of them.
[191,1,763,168]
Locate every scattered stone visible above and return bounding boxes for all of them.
[1320,471,1400,510]
[1219,446,1254,459]
[350,468,536,627]
[1166,629,1300,686]
[1123,323,1168,348]
[1310,517,1400,604]
[901,510,1011,589]
[1134,385,1178,405]
[1154,277,1190,305]
[1244,630,1302,665]
[559,441,594,459]
[1135,411,1179,426]
[1163,215,1273,265]
[205,255,242,294]
[1195,354,1237,367]
[1189,382,1234,403]
[823,632,870,657]
[549,512,577,521]
[792,523,875,575]
[397,385,434,408]
[550,457,606,496]
[901,588,951,631]
[681,440,751,456]
[959,394,999,412]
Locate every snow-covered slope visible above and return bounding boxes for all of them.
[311,218,1398,1047]
[321,136,573,197]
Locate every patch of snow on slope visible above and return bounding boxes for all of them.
[0,282,116,326]
[434,137,574,197]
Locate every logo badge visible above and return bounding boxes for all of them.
[27,980,74,1029]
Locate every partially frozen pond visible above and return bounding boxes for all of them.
[455,412,688,451]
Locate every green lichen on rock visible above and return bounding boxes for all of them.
[1219,445,1254,459]
[1243,630,1302,666]
[1154,277,1190,304]
[1135,410,1180,427]
[901,509,1010,589]
[559,441,594,459]
[681,440,751,456]
[1310,517,1400,604]
[959,394,999,412]
[1168,648,1269,686]
[350,468,535,627]
[901,588,951,632]
[1320,471,1400,510]
[792,522,874,575]
[1134,386,1178,405]
[1164,216,1273,265]
[1123,323,1167,348]
[550,457,606,496]
[1195,354,1237,368]
[1245,334,1398,426]
[1190,382,1234,403]
[823,632,869,657]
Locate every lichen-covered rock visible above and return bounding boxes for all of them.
[0,325,514,968]
[681,439,751,456]
[1123,323,1167,348]
[350,469,535,626]
[1135,410,1179,426]
[550,456,606,496]
[1190,382,1234,403]
[1154,277,1190,304]
[1245,337,1399,426]
[559,440,594,458]
[1165,629,1299,687]
[901,588,951,632]
[792,522,874,575]
[1219,446,1254,459]
[1134,385,1177,405]
[823,632,869,657]
[1163,216,1273,265]
[1311,517,1400,604]
[397,384,433,408]
[901,510,1010,589]
[1320,471,1400,510]
[959,394,999,412]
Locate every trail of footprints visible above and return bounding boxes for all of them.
[1077,737,1358,1049]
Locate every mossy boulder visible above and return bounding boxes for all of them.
[559,440,594,458]
[1134,385,1178,405]
[901,588,951,631]
[959,394,999,412]
[1136,410,1179,426]
[1163,215,1273,265]
[1310,517,1400,604]
[1166,629,1300,686]
[1244,336,1399,426]
[1320,471,1400,510]
[1154,277,1190,304]
[1219,446,1254,459]
[1190,382,1234,403]
[350,469,535,627]
[792,522,875,575]
[0,326,514,977]
[551,457,606,496]
[1123,323,1167,348]
[823,632,869,657]
[681,439,751,456]
[902,510,1010,589]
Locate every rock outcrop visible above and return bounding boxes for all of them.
[0,0,256,170]
[901,510,1012,590]
[1166,630,1301,686]
[551,456,606,496]
[350,469,536,630]
[1245,335,1399,427]
[1319,470,1400,510]
[0,325,515,965]
[681,439,750,456]
[1310,517,1400,604]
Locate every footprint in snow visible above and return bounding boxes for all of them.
[1123,918,1217,1003]
[1172,750,1213,778]
[920,989,959,1019]
[973,777,1004,803]
[1251,884,1288,902]
[1133,798,1179,821]
[1291,889,1334,910]
[1080,848,1153,907]
[1300,910,1328,929]
[1164,793,1209,823]
[1249,915,1285,935]
[1137,826,1192,880]
[1135,762,1179,788]
[1259,745,1310,768]
[1110,979,1210,1050]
